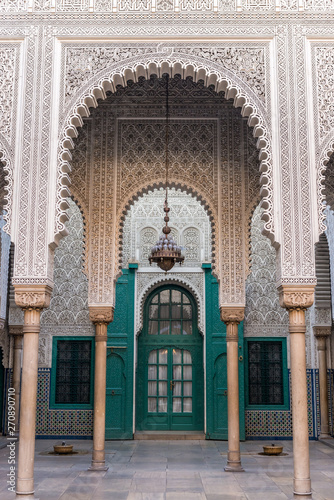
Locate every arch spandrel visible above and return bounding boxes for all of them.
[57,57,275,308]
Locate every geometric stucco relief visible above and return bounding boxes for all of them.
[314,46,334,141]
[244,204,288,337]
[2,0,334,11]
[63,44,267,109]
[69,77,260,306]
[40,198,92,331]
[0,45,17,144]
[122,187,212,268]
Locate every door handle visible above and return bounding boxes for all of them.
[223,390,227,396]
[170,381,175,391]
[111,390,115,396]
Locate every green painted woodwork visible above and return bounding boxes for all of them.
[203,264,245,440]
[105,265,137,439]
[136,285,204,431]
[0,349,3,431]
[50,337,94,410]
[244,337,289,410]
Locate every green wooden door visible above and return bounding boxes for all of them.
[204,264,245,440]
[105,265,137,440]
[0,349,3,433]
[137,286,204,431]
[105,351,126,438]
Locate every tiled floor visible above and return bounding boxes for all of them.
[1,439,334,499]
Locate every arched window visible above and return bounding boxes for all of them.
[147,288,193,336]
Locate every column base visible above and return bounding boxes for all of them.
[16,496,39,500]
[88,461,109,472]
[293,477,312,497]
[292,495,312,499]
[319,433,331,439]
[224,461,245,472]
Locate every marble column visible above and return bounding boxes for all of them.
[220,306,245,472]
[279,285,314,499]
[9,326,23,435]
[89,306,114,471]
[314,326,331,439]
[14,285,52,497]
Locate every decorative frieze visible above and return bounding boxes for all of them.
[2,0,334,10]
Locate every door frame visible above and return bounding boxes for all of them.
[136,284,204,432]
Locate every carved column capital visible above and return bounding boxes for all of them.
[14,284,53,310]
[220,306,244,342]
[9,325,23,336]
[278,285,314,310]
[314,326,331,351]
[89,306,114,325]
[314,326,331,339]
[220,306,245,325]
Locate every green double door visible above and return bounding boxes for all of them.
[136,286,204,432]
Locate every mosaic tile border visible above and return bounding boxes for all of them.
[2,368,330,440]
[245,369,321,439]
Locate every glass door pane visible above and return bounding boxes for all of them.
[171,349,192,414]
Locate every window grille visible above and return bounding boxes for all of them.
[248,341,283,405]
[55,340,92,405]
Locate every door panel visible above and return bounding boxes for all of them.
[213,353,228,439]
[143,347,199,430]
[105,353,126,438]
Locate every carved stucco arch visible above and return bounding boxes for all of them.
[0,136,13,235]
[117,181,217,280]
[136,275,204,336]
[56,53,274,248]
[318,134,334,234]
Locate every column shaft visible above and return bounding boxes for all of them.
[289,309,311,498]
[16,309,40,496]
[90,322,108,471]
[316,333,330,438]
[12,333,23,433]
[225,321,243,472]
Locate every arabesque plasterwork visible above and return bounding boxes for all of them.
[41,199,91,328]
[2,0,334,11]
[63,44,267,110]
[244,205,288,337]
[67,83,261,306]
[122,188,212,269]
[0,11,332,318]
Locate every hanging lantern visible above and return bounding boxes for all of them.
[149,74,184,272]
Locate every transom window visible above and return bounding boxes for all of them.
[248,341,284,406]
[148,289,193,336]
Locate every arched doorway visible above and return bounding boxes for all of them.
[136,285,204,431]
